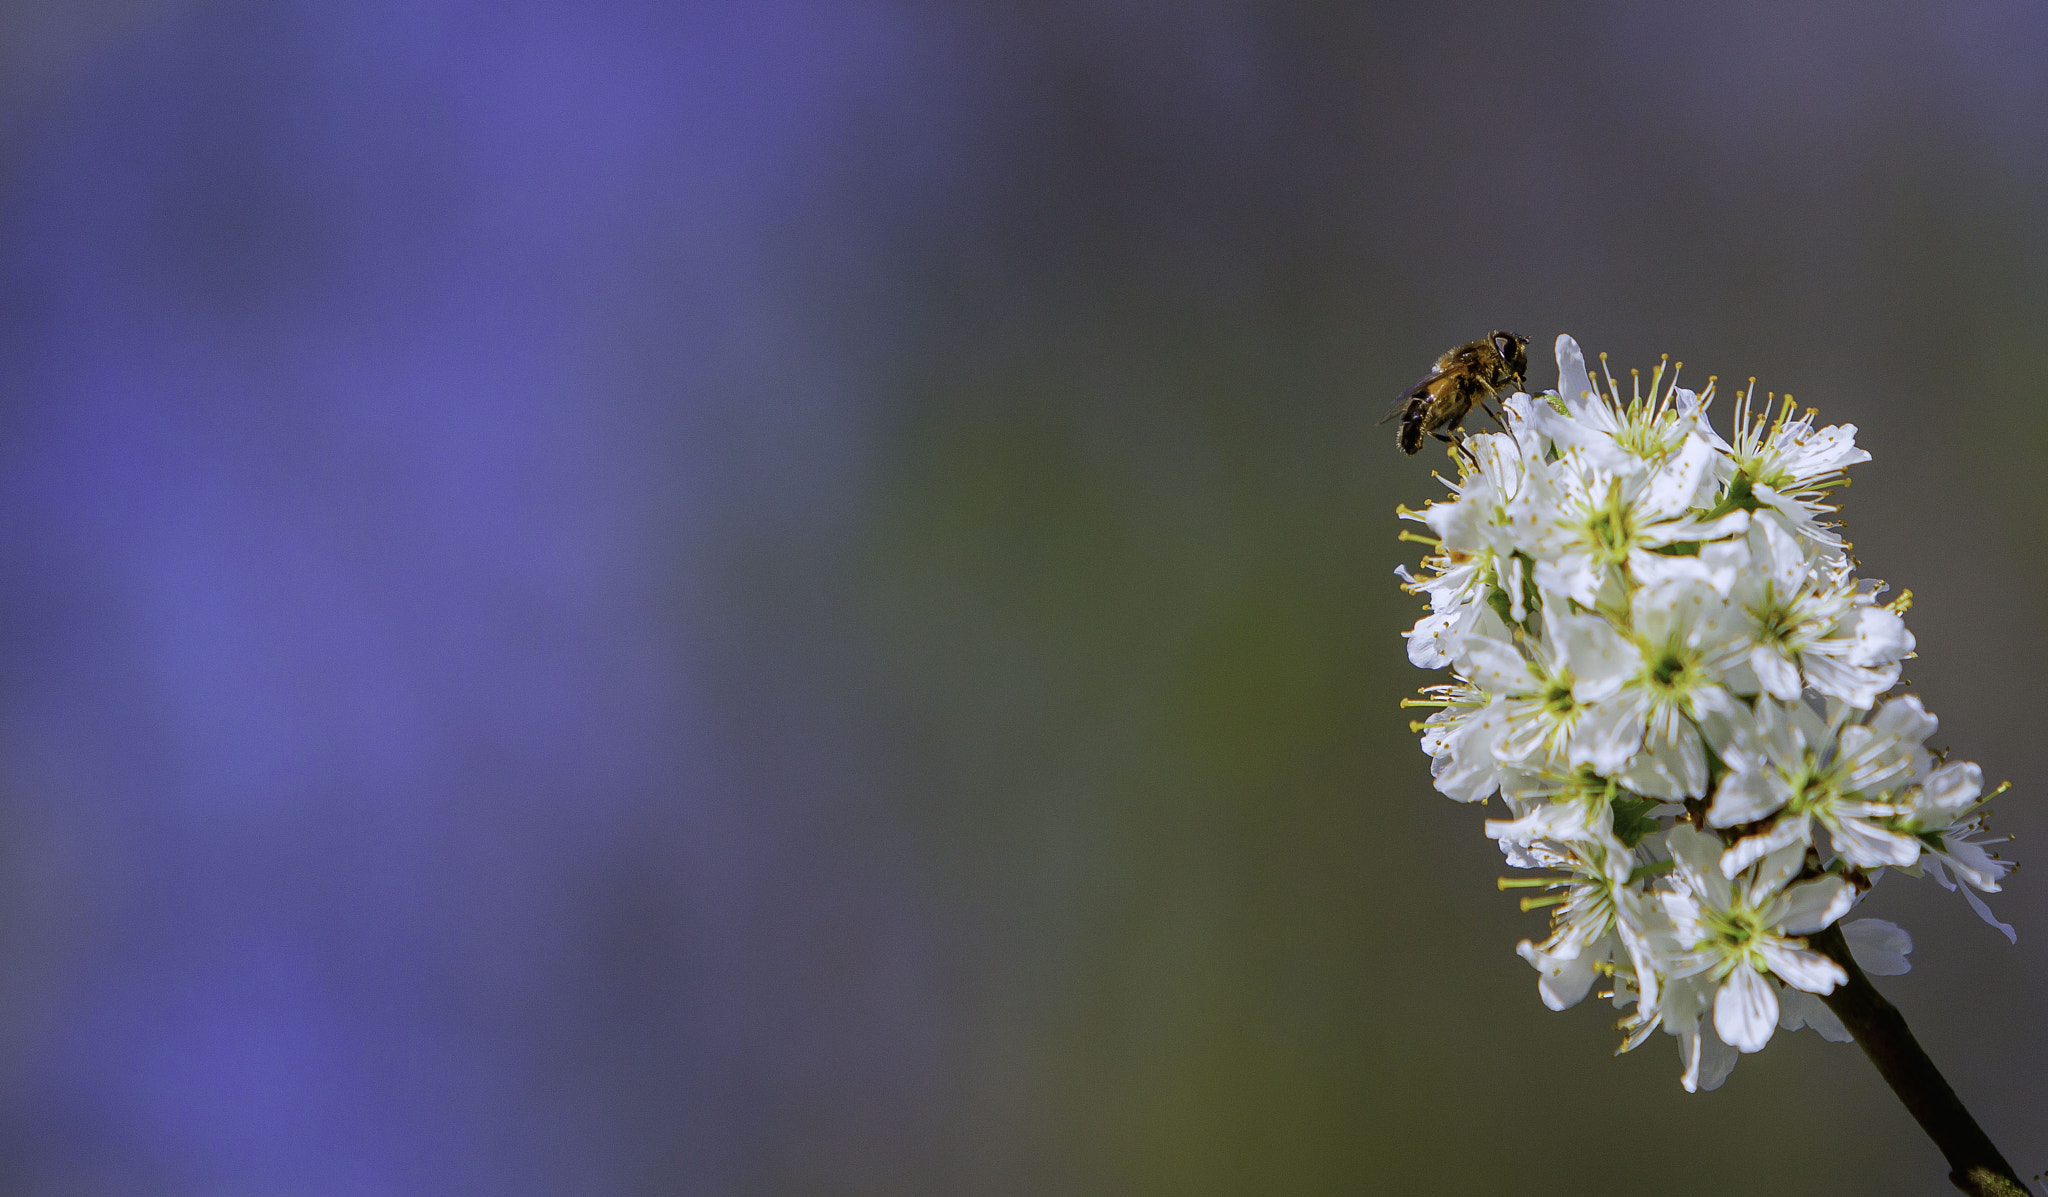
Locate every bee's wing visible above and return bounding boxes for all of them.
[1378,370,1439,424]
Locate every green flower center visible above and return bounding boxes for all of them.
[1787,765,1840,816]
[1542,678,1577,716]
[1704,906,1769,967]
[1750,599,1799,648]
[1613,414,1682,460]
[1586,507,1635,564]
[1649,649,1695,692]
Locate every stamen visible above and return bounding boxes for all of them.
[1772,394,1797,434]
[1627,859,1676,884]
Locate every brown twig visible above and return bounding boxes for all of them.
[1808,924,2030,1197]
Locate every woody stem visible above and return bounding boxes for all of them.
[1807,924,2028,1197]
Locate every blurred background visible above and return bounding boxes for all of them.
[0,1,2042,1193]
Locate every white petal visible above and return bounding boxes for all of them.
[1641,436,1714,523]
[1707,765,1795,827]
[1747,513,1800,589]
[1554,335,1597,418]
[1780,422,1871,481]
[1527,395,1621,459]
[1457,635,1535,696]
[1828,818,1922,870]
[1487,803,1598,850]
[1533,554,1604,609]
[1714,967,1779,1053]
[1758,941,1847,995]
[1430,701,1510,803]
[1842,605,1914,667]
[1695,537,1749,597]
[1676,1022,1704,1092]
[1776,876,1853,935]
[1627,716,1707,800]
[1548,612,1635,702]
[1958,884,2018,944]
[1662,508,1752,545]
[1629,549,1722,593]
[1719,813,1809,878]
[1519,936,1605,1011]
[1748,645,1803,703]
[1570,691,1646,774]
[1869,693,1937,745]
[1692,685,1763,768]
[1694,1031,1738,1091]
[1917,761,1983,818]
[1778,987,1852,1042]
[1777,696,1831,762]
[1801,652,1896,710]
[1749,837,1810,895]
[1404,609,1460,669]
[1938,838,2007,892]
[1842,918,1912,976]
[1666,825,1734,909]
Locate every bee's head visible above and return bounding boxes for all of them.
[1491,331,1530,382]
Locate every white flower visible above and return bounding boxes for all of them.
[1726,515,1914,708]
[1660,826,1852,1055]
[1498,833,1671,1017]
[1395,332,2014,1089]
[1539,336,1720,478]
[1414,683,1509,803]
[1453,606,1633,771]
[1520,439,1748,608]
[1707,696,1929,876]
[1573,578,1753,800]
[1487,765,1667,857]
[1398,434,1536,621]
[1895,761,2018,941]
[1708,382,1870,547]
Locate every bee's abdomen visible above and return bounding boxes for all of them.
[1396,375,1478,455]
[1398,409,1426,454]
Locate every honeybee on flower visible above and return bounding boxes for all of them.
[1394,334,2015,1092]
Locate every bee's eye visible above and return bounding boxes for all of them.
[1494,334,1514,359]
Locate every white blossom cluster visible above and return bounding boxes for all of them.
[1398,335,2016,1091]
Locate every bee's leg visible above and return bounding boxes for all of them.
[1478,383,1508,431]
[1435,430,1478,471]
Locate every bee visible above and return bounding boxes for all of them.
[1384,331,1530,455]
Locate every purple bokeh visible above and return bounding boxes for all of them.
[0,3,969,1190]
